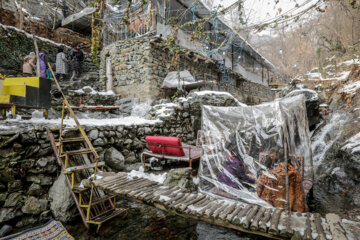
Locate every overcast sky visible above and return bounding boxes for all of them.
[209,0,319,26]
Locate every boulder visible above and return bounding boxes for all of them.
[21,196,48,215]
[163,168,196,192]
[4,192,23,208]
[27,183,44,196]
[89,129,99,139]
[125,152,137,164]
[7,180,22,192]
[93,138,105,146]
[0,208,23,223]
[16,215,38,228]
[49,173,77,222]
[104,147,125,171]
[285,89,321,130]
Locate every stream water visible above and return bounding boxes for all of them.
[65,200,268,240]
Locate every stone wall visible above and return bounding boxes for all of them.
[100,37,275,103]
[0,91,238,228]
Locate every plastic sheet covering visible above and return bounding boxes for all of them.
[162,71,204,89]
[199,95,312,210]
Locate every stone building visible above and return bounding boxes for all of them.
[99,0,276,103]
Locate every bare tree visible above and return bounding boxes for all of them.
[53,0,59,30]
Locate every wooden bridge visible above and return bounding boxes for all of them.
[93,172,360,240]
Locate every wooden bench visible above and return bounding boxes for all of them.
[141,136,202,171]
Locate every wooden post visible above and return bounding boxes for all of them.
[283,130,290,212]
[33,37,40,77]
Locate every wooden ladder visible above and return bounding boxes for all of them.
[46,64,126,232]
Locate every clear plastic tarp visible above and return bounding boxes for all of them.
[199,95,313,211]
[162,70,204,89]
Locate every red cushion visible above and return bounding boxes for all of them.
[145,136,185,157]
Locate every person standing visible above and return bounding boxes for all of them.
[22,52,36,76]
[55,48,67,80]
[69,43,84,81]
[39,51,48,78]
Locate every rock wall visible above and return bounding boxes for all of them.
[0,128,61,227]
[0,23,96,77]
[99,37,275,103]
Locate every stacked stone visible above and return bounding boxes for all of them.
[99,37,275,103]
[51,89,120,112]
[0,128,63,227]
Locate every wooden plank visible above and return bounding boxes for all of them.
[189,196,212,215]
[127,183,159,196]
[93,174,126,186]
[108,178,144,191]
[137,187,159,199]
[179,194,206,212]
[147,186,177,202]
[233,204,252,225]
[303,212,312,240]
[153,187,182,202]
[259,208,271,233]
[250,206,266,231]
[119,178,150,191]
[173,193,197,208]
[314,213,326,240]
[218,203,237,221]
[163,191,183,205]
[124,182,158,196]
[170,194,194,208]
[269,208,282,235]
[325,213,348,240]
[241,205,259,229]
[133,185,158,198]
[105,177,134,190]
[279,211,293,237]
[204,202,221,217]
[211,202,229,219]
[226,204,243,223]
[121,179,154,193]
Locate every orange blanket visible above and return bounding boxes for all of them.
[257,163,308,212]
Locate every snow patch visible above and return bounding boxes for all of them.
[307,71,350,81]
[339,81,360,95]
[73,86,115,96]
[159,195,171,202]
[4,116,162,127]
[342,132,360,154]
[152,103,178,118]
[131,100,152,117]
[340,59,360,66]
[128,170,167,184]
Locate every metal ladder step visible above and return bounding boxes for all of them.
[56,137,86,145]
[72,185,90,193]
[60,148,94,157]
[65,162,105,173]
[87,208,127,224]
[88,195,116,207]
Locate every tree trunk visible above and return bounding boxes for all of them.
[53,0,59,30]
[19,0,24,30]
